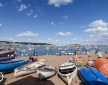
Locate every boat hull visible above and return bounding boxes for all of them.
[0,60,29,71]
[14,62,45,77]
[79,66,108,85]
[37,65,56,80]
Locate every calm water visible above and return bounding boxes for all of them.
[4,45,108,57]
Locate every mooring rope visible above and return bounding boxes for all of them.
[0,72,4,82]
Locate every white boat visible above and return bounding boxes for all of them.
[58,62,77,85]
[37,65,56,80]
[14,62,45,78]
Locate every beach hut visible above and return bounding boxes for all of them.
[94,58,108,75]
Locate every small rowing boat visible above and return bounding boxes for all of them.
[0,60,29,71]
[58,62,77,85]
[14,61,45,78]
[37,65,56,80]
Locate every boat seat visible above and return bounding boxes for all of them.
[59,65,75,70]
[26,65,36,69]
[59,67,75,73]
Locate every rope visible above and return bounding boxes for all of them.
[0,72,4,82]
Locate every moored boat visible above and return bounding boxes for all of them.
[37,65,56,80]
[14,61,45,78]
[79,66,108,85]
[58,62,77,85]
[0,60,29,71]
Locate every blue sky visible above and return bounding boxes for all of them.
[0,0,108,45]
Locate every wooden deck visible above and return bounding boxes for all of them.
[0,51,14,57]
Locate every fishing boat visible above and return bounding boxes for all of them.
[0,56,14,62]
[14,62,45,78]
[79,66,108,85]
[0,60,29,71]
[37,65,56,80]
[58,62,77,85]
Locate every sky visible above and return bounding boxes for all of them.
[0,0,108,45]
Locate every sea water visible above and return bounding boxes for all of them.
[4,45,108,57]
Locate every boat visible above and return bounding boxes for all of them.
[79,66,108,85]
[58,62,77,85]
[94,58,108,75]
[37,65,56,80]
[0,60,29,71]
[14,61,45,78]
[0,56,15,62]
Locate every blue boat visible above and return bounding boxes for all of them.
[0,60,29,71]
[0,56,15,61]
[79,66,108,85]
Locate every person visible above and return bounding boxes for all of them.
[29,55,37,62]
[81,59,87,66]
[69,57,74,63]
[74,50,77,56]
[32,56,37,62]
[33,50,38,56]
[73,55,79,63]
[97,51,102,58]
[87,55,93,66]
[14,50,17,59]
[85,50,87,55]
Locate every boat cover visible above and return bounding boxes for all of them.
[94,58,108,75]
[79,66,108,85]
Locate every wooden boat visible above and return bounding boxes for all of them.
[0,60,29,71]
[37,65,56,80]
[94,58,108,75]
[14,61,45,78]
[79,66,108,85]
[58,62,77,85]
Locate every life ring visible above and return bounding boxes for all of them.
[0,72,3,82]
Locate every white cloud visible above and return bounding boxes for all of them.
[48,38,54,42]
[18,4,27,11]
[0,3,3,7]
[16,31,38,37]
[48,0,73,7]
[73,39,76,40]
[57,32,71,36]
[51,22,56,25]
[90,35,93,37]
[88,20,108,27]
[83,20,108,44]
[33,14,38,18]
[0,37,13,41]
[56,39,59,41]
[84,27,108,33]
[26,10,33,16]
[0,23,1,27]
[62,15,68,19]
